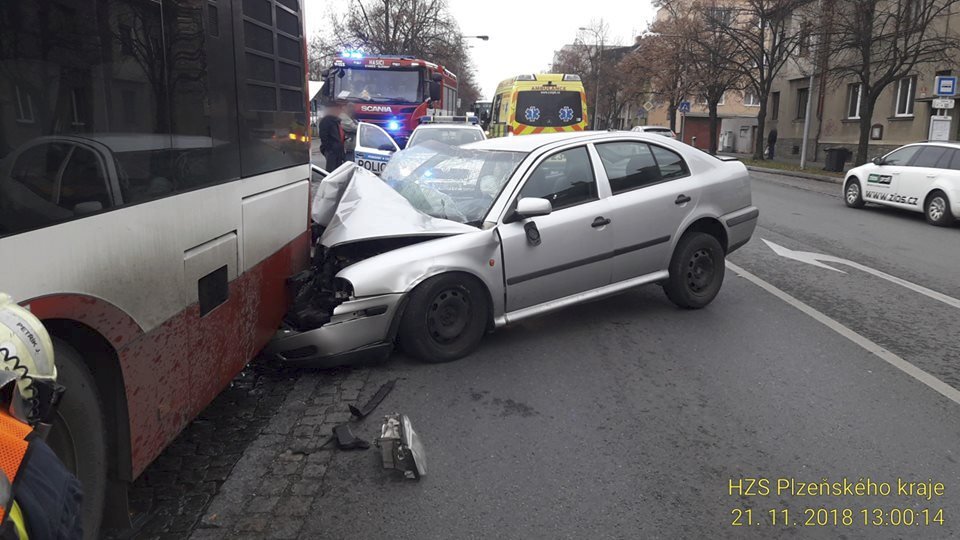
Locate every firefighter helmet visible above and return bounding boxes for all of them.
[0,293,58,423]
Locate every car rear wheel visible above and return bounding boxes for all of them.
[664,232,725,309]
[46,339,108,540]
[925,191,955,226]
[399,274,488,363]
[845,178,865,208]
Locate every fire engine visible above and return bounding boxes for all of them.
[322,52,459,147]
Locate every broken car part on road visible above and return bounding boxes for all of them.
[376,414,426,480]
[349,379,397,419]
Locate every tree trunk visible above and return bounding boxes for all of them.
[668,99,677,131]
[754,95,768,160]
[708,101,719,155]
[856,97,877,165]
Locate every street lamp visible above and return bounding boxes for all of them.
[579,24,603,130]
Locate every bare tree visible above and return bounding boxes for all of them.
[310,0,481,111]
[675,2,745,153]
[628,17,698,132]
[826,0,960,163]
[659,0,814,158]
[552,20,624,129]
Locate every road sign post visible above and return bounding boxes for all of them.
[678,101,691,144]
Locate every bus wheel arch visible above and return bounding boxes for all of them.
[44,319,133,533]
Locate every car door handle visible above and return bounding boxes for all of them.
[675,194,692,205]
[591,216,611,228]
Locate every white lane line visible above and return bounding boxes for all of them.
[763,239,960,311]
[727,261,960,407]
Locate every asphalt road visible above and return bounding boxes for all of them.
[300,171,960,539]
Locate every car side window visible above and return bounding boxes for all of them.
[58,147,110,211]
[883,146,921,166]
[358,123,395,151]
[519,146,597,210]
[9,144,69,201]
[912,146,950,168]
[595,141,662,193]
[949,149,960,171]
[650,145,689,180]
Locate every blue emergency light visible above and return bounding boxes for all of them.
[387,120,401,131]
[342,50,364,59]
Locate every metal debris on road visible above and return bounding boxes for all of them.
[376,413,426,479]
[332,423,370,450]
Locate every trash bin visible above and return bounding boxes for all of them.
[824,147,852,172]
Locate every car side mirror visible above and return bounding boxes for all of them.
[73,201,103,214]
[514,197,552,220]
[872,157,884,166]
[429,80,442,102]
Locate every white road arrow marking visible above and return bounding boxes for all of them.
[763,239,960,311]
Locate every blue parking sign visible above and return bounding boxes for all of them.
[678,101,692,113]
[935,76,957,97]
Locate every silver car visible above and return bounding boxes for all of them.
[268,131,758,366]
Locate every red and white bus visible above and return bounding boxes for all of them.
[0,0,311,535]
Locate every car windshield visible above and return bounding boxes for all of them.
[333,67,421,104]
[408,127,485,148]
[380,142,526,225]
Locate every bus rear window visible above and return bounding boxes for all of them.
[515,91,584,127]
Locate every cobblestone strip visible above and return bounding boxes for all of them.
[191,368,369,540]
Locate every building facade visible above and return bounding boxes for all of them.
[766,4,960,162]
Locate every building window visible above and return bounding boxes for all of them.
[799,21,813,56]
[14,86,34,123]
[895,76,916,117]
[771,91,780,120]
[847,83,862,119]
[795,87,809,120]
[744,90,760,107]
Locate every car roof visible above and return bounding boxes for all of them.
[413,124,482,130]
[464,132,604,152]
[463,131,675,152]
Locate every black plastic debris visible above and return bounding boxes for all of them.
[349,379,397,419]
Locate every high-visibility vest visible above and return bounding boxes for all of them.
[0,410,34,540]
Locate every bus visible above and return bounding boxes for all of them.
[488,74,589,137]
[0,0,311,536]
[321,53,458,147]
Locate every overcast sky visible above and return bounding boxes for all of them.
[304,0,659,99]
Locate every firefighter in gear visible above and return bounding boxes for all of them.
[0,293,82,539]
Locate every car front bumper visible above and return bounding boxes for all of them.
[264,293,405,368]
[723,206,760,253]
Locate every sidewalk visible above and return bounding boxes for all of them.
[719,152,843,184]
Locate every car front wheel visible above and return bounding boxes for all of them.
[925,191,955,226]
[664,232,726,309]
[399,274,489,363]
[845,178,865,208]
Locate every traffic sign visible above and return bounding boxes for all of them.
[935,76,957,97]
[643,101,654,112]
[932,98,955,110]
[678,101,691,113]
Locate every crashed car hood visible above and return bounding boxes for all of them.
[311,165,477,248]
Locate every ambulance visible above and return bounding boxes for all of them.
[488,74,588,137]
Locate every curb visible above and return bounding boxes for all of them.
[747,165,843,185]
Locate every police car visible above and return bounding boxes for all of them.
[353,116,486,176]
[407,116,486,148]
[844,142,960,226]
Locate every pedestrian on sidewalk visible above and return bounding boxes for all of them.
[341,102,358,165]
[767,128,778,159]
[318,101,347,171]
